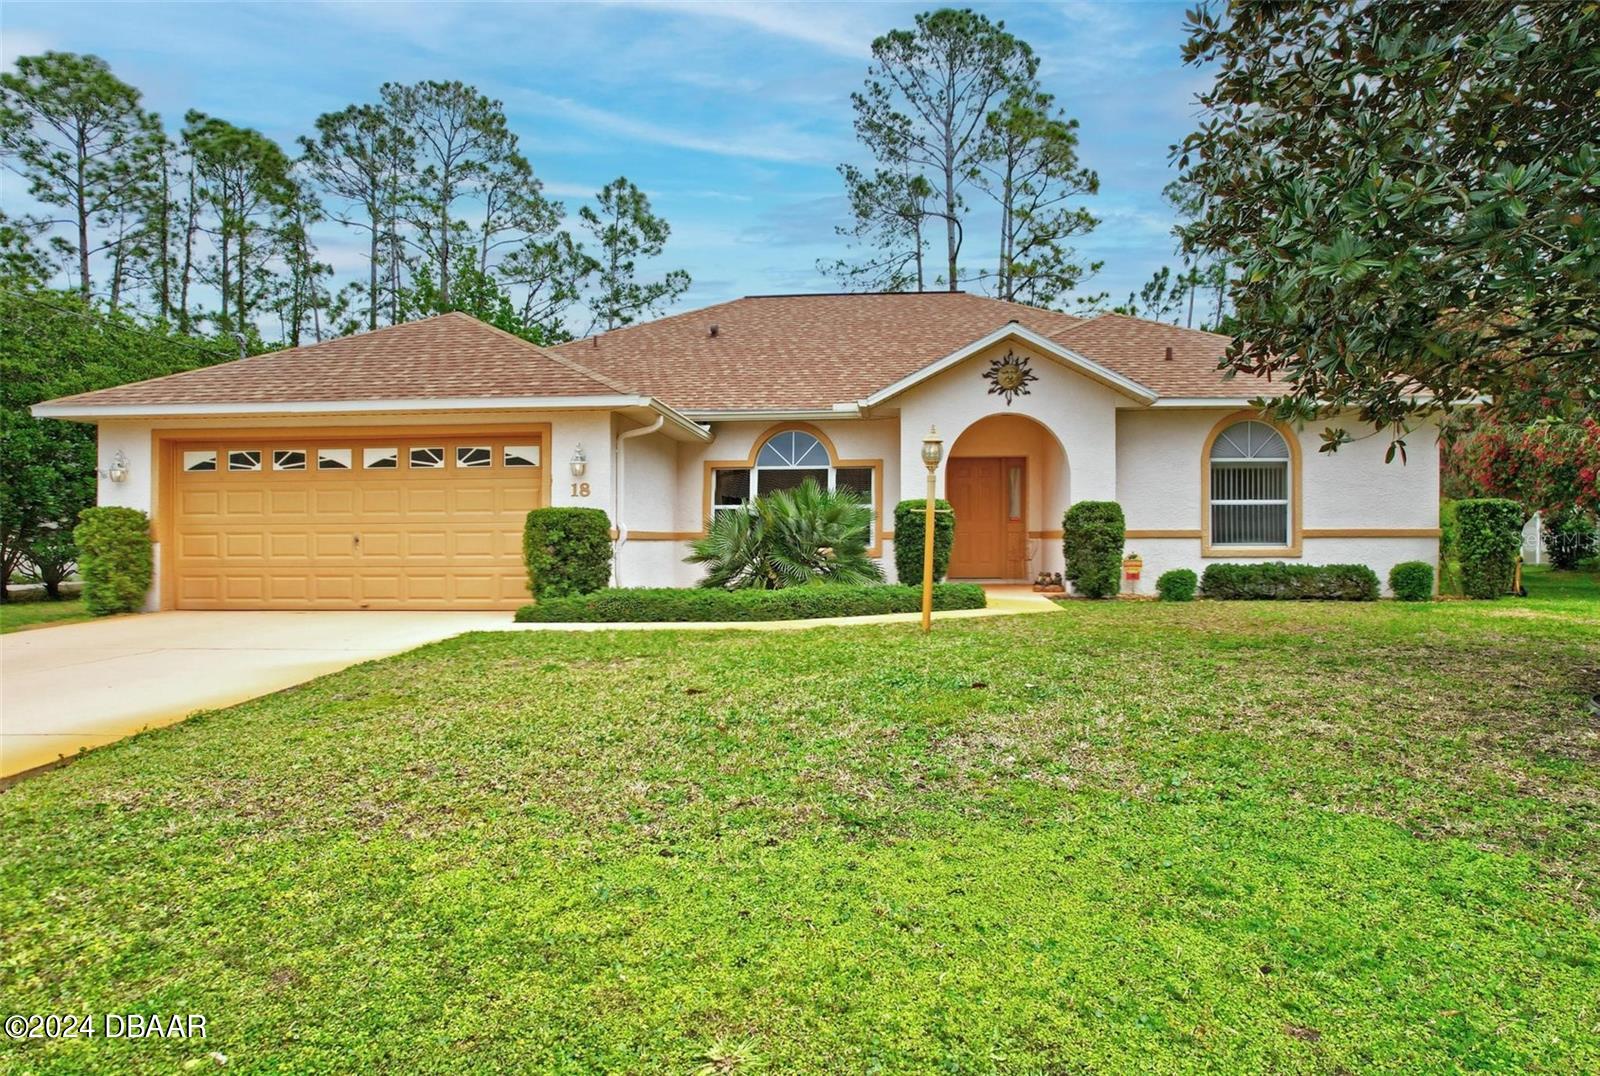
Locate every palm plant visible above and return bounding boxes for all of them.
[687,478,883,589]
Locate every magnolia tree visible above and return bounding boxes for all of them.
[1173,3,1599,456]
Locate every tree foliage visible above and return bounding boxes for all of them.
[1175,3,1600,450]
[835,8,1101,300]
[581,177,689,333]
[0,285,232,597]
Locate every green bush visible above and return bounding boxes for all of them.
[1438,498,1462,596]
[73,507,152,615]
[523,507,612,599]
[893,499,954,585]
[1543,507,1598,570]
[515,583,987,623]
[1062,501,1125,599]
[1155,568,1198,602]
[1200,562,1379,601]
[1455,499,1525,599]
[1388,560,1435,601]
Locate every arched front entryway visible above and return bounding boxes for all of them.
[945,413,1070,580]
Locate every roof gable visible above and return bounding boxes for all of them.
[858,323,1158,407]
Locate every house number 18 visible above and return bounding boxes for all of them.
[570,481,591,497]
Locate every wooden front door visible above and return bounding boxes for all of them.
[947,457,1021,579]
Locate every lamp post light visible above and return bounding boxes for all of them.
[920,425,943,634]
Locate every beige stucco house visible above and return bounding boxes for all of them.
[34,292,1441,610]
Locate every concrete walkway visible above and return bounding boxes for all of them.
[0,611,506,779]
[0,588,1060,780]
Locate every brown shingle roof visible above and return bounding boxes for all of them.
[554,291,1087,411]
[1048,313,1238,398]
[42,312,635,408]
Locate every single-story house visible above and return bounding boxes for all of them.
[34,292,1440,610]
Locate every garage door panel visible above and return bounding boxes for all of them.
[224,532,265,559]
[224,490,265,516]
[270,489,310,515]
[171,433,542,610]
[406,488,449,517]
[180,489,222,518]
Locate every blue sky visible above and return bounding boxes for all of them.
[3,0,1207,318]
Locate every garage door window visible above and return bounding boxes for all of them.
[183,451,216,472]
[317,447,352,470]
[410,447,445,469]
[504,445,540,467]
[363,447,398,469]
[272,450,306,471]
[229,450,261,471]
[457,446,492,468]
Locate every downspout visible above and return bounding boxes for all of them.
[612,413,666,586]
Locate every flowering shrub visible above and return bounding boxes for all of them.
[1450,417,1600,516]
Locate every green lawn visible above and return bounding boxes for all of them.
[0,598,91,634]
[2,573,1597,1073]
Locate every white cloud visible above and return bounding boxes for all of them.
[611,0,883,58]
[514,90,845,165]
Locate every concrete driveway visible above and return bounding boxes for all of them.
[1,611,508,780]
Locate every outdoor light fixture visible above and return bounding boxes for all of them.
[570,444,588,478]
[920,425,943,634]
[101,450,129,484]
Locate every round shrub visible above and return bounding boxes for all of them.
[1156,568,1198,602]
[1388,560,1434,601]
[1454,498,1525,599]
[1062,501,1125,599]
[893,499,953,585]
[73,506,152,615]
[524,507,612,599]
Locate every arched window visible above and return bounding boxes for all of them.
[1208,420,1291,547]
[711,428,875,519]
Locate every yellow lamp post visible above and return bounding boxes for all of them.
[920,425,944,633]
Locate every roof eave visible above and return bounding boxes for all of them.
[31,394,713,442]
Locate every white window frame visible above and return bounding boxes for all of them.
[1208,421,1291,548]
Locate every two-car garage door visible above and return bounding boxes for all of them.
[168,432,545,610]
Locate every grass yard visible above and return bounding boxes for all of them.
[2,572,1597,1073]
[0,598,91,634]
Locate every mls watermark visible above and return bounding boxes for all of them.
[5,1013,207,1040]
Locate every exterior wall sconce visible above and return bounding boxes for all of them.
[570,444,588,478]
[101,449,130,483]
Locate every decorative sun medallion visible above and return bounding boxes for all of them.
[983,350,1037,405]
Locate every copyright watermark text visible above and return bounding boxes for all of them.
[5,1013,207,1040]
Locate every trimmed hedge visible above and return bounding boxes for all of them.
[1200,562,1379,601]
[1388,560,1435,602]
[515,583,987,623]
[893,499,954,584]
[73,507,152,615]
[524,507,612,598]
[1062,501,1125,599]
[1455,498,1525,599]
[1155,568,1198,602]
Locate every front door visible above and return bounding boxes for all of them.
[947,457,1015,578]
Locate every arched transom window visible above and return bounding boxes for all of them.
[1209,420,1291,546]
[711,429,875,519]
